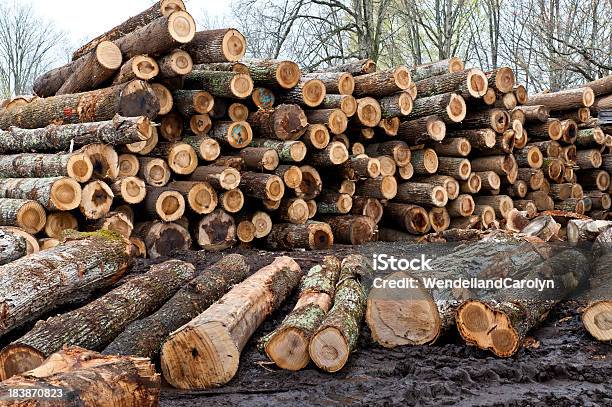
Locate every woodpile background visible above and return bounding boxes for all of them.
[0,0,610,401]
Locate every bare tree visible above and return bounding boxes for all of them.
[0,1,64,98]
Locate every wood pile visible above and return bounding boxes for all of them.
[0,1,608,259]
[0,0,611,396]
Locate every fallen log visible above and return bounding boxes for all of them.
[261,256,341,371]
[105,255,250,359]
[0,231,131,337]
[161,256,302,388]
[0,347,160,407]
[0,260,196,380]
[309,255,369,372]
[456,249,589,357]
[0,81,159,130]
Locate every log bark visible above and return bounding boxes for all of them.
[355,176,397,200]
[241,59,301,89]
[251,139,307,163]
[0,115,150,153]
[432,137,471,157]
[0,152,92,183]
[183,70,253,99]
[365,141,411,167]
[576,149,603,169]
[436,157,471,180]
[447,128,496,150]
[0,347,160,406]
[0,231,131,338]
[260,256,341,371]
[0,229,27,266]
[319,215,376,245]
[514,105,550,122]
[415,68,488,99]
[303,72,355,95]
[189,165,241,190]
[264,222,333,250]
[456,249,589,357]
[208,121,253,149]
[158,48,193,78]
[110,55,159,86]
[248,104,308,141]
[383,203,430,234]
[471,155,515,175]
[105,255,250,360]
[413,175,460,199]
[0,82,158,130]
[161,257,302,388]
[353,67,411,98]
[305,109,348,135]
[378,91,413,118]
[410,57,464,82]
[455,108,509,133]
[0,260,195,380]
[184,29,246,64]
[339,155,381,180]
[395,182,448,207]
[310,255,368,372]
[114,11,195,60]
[134,221,191,258]
[526,87,595,110]
[240,172,285,201]
[578,169,610,192]
[410,148,439,174]
[475,195,514,219]
[309,141,349,167]
[0,177,81,211]
[318,94,357,117]
[34,41,122,97]
[173,90,214,115]
[319,59,376,76]
[408,92,467,123]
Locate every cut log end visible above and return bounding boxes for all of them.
[67,153,94,183]
[220,189,244,213]
[265,327,310,371]
[309,327,349,373]
[252,211,273,238]
[189,183,218,214]
[281,166,303,189]
[338,73,355,95]
[190,114,213,135]
[151,83,174,115]
[227,121,253,148]
[456,300,519,358]
[426,118,446,141]
[265,176,285,201]
[119,177,146,204]
[0,344,45,381]
[156,191,185,222]
[222,29,247,62]
[237,220,256,243]
[467,69,488,97]
[302,79,326,107]
[161,322,239,389]
[96,41,123,70]
[286,198,310,223]
[169,143,198,175]
[80,181,113,220]
[168,10,196,44]
[582,301,612,341]
[228,103,249,121]
[447,94,467,122]
[356,97,382,127]
[492,67,515,93]
[393,66,412,90]
[230,74,254,99]
[51,178,82,211]
[276,61,301,89]
[16,201,47,234]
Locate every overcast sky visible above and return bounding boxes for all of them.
[27,0,233,46]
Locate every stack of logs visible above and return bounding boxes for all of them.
[0,0,609,266]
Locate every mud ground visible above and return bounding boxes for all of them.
[139,242,612,407]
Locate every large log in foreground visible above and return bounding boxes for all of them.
[0,231,131,338]
[0,228,27,266]
[105,255,250,359]
[261,256,341,371]
[456,249,589,357]
[309,254,369,372]
[0,260,196,380]
[0,347,160,407]
[161,256,302,389]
